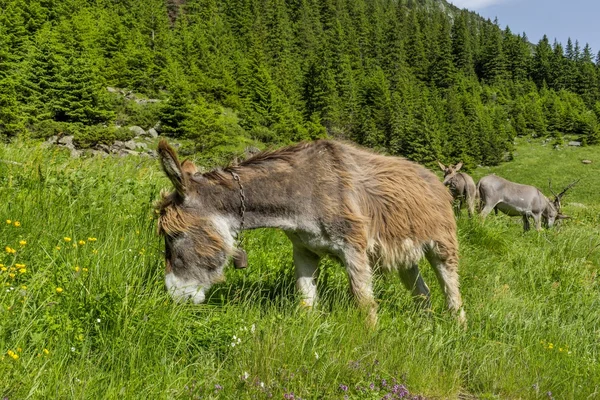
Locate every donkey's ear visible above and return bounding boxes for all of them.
[181,159,198,175]
[455,162,463,172]
[557,214,571,220]
[437,160,446,171]
[158,140,187,196]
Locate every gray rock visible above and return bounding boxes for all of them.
[95,144,110,153]
[129,126,146,137]
[147,128,159,138]
[58,135,74,147]
[113,140,124,149]
[568,141,582,147]
[582,159,593,164]
[135,98,161,105]
[123,140,138,151]
[153,121,162,133]
[106,87,119,93]
[118,149,138,157]
[135,142,148,150]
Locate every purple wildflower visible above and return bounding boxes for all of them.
[369,383,376,390]
[339,384,348,392]
[214,384,223,391]
[382,379,388,387]
[392,384,409,398]
[283,392,295,400]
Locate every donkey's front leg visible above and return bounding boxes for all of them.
[292,244,320,308]
[342,248,378,327]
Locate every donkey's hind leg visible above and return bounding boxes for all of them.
[398,265,431,310]
[341,247,378,327]
[292,243,320,308]
[426,247,466,324]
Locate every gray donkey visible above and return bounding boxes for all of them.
[156,139,466,326]
[478,174,578,231]
[437,161,477,217]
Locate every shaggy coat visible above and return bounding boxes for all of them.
[157,139,465,324]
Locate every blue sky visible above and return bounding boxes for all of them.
[449,0,600,58]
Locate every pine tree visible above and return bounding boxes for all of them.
[480,21,507,82]
[429,18,455,89]
[532,35,553,88]
[451,13,473,76]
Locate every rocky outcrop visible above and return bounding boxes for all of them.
[45,131,158,158]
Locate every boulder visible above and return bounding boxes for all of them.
[568,141,582,147]
[129,126,146,137]
[123,140,138,151]
[147,128,159,138]
[118,149,138,157]
[58,135,74,147]
[153,121,162,133]
[95,144,111,153]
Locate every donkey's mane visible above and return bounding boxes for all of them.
[201,141,316,183]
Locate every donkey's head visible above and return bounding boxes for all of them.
[156,140,244,304]
[437,161,463,186]
[544,179,579,227]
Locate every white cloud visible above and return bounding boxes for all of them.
[449,0,513,10]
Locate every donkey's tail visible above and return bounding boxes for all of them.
[475,180,483,213]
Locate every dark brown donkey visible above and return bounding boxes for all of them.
[156,139,465,325]
[437,161,477,217]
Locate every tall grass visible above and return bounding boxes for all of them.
[1,139,599,399]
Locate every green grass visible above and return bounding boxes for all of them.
[1,138,599,399]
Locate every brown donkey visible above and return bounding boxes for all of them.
[157,139,465,325]
[437,161,477,217]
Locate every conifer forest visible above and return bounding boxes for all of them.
[1,0,600,167]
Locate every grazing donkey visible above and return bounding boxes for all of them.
[156,139,465,325]
[437,161,477,217]
[477,174,577,231]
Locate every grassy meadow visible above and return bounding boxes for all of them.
[1,138,599,399]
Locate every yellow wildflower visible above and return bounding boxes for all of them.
[74,266,80,272]
[9,273,15,279]
[1,267,6,272]
[7,350,18,360]
[82,268,88,272]
[19,268,26,274]
[43,348,49,355]
[15,263,25,268]
[21,286,27,290]
[72,244,77,248]
[78,240,85,245]
[56,287,63,294]
[64,237,72,242]
[87,237,97,242]
[92,249,98,254]
[6,219,11,224]
[5,246,16,254]
[548,343,554,349]
[19,240,26,246]
[55,246,61,250]
[14,221,20,227]
[17,348,22,353]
